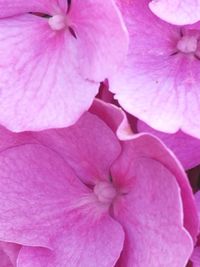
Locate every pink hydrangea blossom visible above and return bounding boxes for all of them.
[110,0,200,138]
[149,0,200,25]
[0,0,128,132]
[0,101,197,266]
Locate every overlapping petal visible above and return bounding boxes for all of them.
[111,134,199,241]
[17,214,124,267]
[0,0,128,131]
[137,120,200,170]
[32,112,121,185]
[113,158,192,267]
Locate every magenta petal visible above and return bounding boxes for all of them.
[149,0,200,25]
[137,120,200,170]
[0,15,98,131]
[69,0,129,81]
[113,157,193,267]
[32,112,121,185]
[18,214,124,267]
[0,143,89,247]
[112,134,198,241]
[191,247,200,267]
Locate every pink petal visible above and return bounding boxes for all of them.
[112,134,199,241]
[149,0,200,25]
[114,159,193,267]
[0,242,21,266]
[0,245,15,267]
[17,214,124,267]
[137,120,200,170]
[68,0,129,81]
[90,99,134,140]
[112,136,194,266]
[0,142,89,248]
[0,0,57,18]
[110,0,200,137]
[32,112,121,185]
[0,15,98,131]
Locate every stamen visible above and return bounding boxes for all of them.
[94,181,117,204]
[48,14,67,31]
[177,36,198,54]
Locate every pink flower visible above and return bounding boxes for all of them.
[110,0,200,138]
[0,100,197,266]
[149,0,200,25]
[0,0,128,131]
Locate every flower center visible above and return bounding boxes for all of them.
[177,35,198,54]
[94,181,117,204]
[48,14,67,31]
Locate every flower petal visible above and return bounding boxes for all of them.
[32,112,121,185]
[112,134,199,241]
[0,15,98,131]
[17,213,124,267]
[0,143,89,248]
[137,120,200,170]
[0,242,21,266]
[90,99,134,140]
[68,0,129,81]
[0,0,57,18]
[149,0,200,25]
[113,158,193,267]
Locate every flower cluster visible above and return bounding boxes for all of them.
[0,0,200,266]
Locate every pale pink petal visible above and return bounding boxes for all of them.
[0,143,89,248]
[17,214,124,267]
[0,15,98,131]
[113,158,193,267]
[90,99,134,140]
[32,112,121,185]
[68,0,129,81]
[137,120,200,170]
[149,0,200,25]
[112,134,199,241]
[110,0,200,137]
